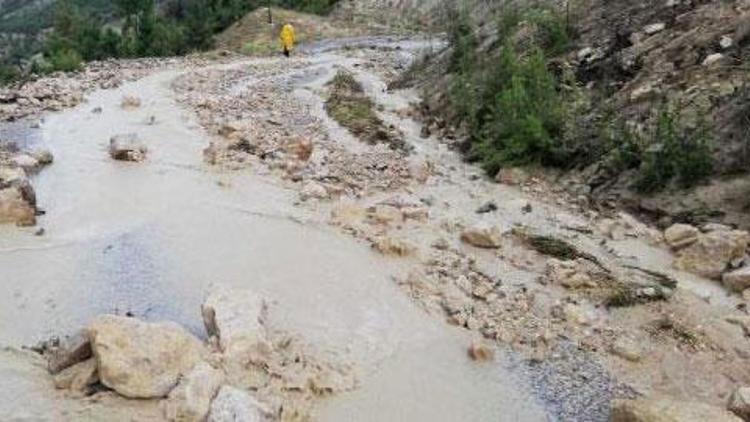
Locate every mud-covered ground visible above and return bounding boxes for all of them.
[0,36,748,421]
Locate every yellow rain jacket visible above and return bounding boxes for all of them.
[280,24,296,52]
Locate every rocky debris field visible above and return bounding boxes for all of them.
[169,40,750,420]
[1,36,750,421]
[32,285,353,422]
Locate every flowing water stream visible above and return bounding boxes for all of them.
[0,43,551,421]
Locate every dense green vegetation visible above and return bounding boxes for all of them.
[446,3,713,192]
[448,4,574,175]
[0,0,340,83]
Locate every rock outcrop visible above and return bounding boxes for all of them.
[88,315,205,399]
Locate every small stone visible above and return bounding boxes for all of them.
[545,259,596,289]
[644,22,666,35]
[29,149,54,166]
[703,53,724,66]
[164,361,225,422]
[201,286,270,361]
[664,224,699,250]
[723,267,750,293]
[476,202,498,214]
[563,303,591,325]
[612,397,741,422]
[611,336,643,362]
[299,181,328,201]
[460,222,504,249]
[703,223,733,233]
[52,358,98,395]
[401,206,429,221]
[208,386,269,422]
[468,340,495,362]
[728,386,750,420]
[719,35,733,50]
[371,236,415,257]
[46,330,92,374]
[121,95,142,109]
[109,133,147,162]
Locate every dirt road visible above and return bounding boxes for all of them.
[0,37,747,421]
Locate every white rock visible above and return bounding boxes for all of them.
[207,386,269,422]
[164,362,225,422]
[720,35,734,50]
[703,53,724,66]
[664,224,699,250]
[299,181,328,201]
[644,23,666,35]
[88,315,205,399]
[728,386,750,420]
[460,222,503,248]
[201,286,270,360]
[10,154,40,172]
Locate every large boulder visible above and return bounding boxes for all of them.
[88,315,205,399]
[673,230,750,279]
[460,222,504,249]
[109,133,147,162]
[664,224,700,250]
[611,397,741,422]
[207,386,269,422]
[164,361,225,422]
[201,286,270,360]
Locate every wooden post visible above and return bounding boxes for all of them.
[268,0,273,24]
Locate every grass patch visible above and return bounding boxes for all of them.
[326,70,408,151]
[242,40,274,55]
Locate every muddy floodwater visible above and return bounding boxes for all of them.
[0,51,551,420]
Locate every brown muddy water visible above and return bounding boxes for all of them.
[0,60,550,421]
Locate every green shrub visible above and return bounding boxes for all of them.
[446,3,575,176]
[48,48,83,72]
[635,106,713,192]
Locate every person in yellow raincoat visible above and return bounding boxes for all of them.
[280,23,296,57]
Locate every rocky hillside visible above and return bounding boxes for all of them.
[395,0,750,230]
